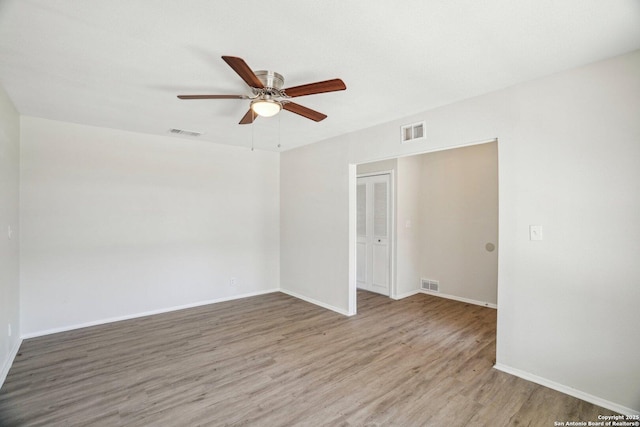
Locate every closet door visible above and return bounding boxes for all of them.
[356,174,390,296]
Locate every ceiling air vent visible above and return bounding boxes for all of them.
[169,128,202,137]
[401,121,426,143]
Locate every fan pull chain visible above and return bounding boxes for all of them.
[277,113,281,149]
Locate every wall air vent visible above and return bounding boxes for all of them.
[401,121,426,143]
[421,278,439,292]
[169,128,203,137]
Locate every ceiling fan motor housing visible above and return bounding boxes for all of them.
[255,70,284,90]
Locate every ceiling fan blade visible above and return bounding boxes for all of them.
[222,56,264,89]
[239,109,256,125]
[177,94,248,100]
[283,79,346,98]
[282,102,327,122]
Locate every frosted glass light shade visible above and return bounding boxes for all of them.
[251,99,281,117]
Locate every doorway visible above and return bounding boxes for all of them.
[351,140,498,313]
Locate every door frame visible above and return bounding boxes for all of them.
[356,170,396,299]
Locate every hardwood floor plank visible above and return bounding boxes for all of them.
[0,291,619,426]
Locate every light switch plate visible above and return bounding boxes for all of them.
[530,225,543,241]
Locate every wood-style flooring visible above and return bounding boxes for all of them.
[0,291,617,426]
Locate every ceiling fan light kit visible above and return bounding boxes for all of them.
[251,99,281,117]
[178,55,346,124]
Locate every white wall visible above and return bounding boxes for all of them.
[419,142,498,305]
[279,50,640,413]
[280,139,351,313]
[20,117,280,335]
[0,85,21,385]
[356,158,397,175]
[395,155,422,298]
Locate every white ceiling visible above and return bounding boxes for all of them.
[1,1,639,151]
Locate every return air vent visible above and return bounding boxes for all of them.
[169,128,203,137]
[401,121,426,143]
[421,278,439,292]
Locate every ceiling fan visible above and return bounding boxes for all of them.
[178,56,346,124]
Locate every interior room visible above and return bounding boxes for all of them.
[1,1,639,424]
[356,142,499,305]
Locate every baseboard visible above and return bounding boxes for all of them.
[1,338,23,389]
[279,289,353,316]
[494,363,639,416]
[21,288,281,339]
[392,289,421,300]
[420,290,497,309]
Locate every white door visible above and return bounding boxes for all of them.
[357,174,391,296]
